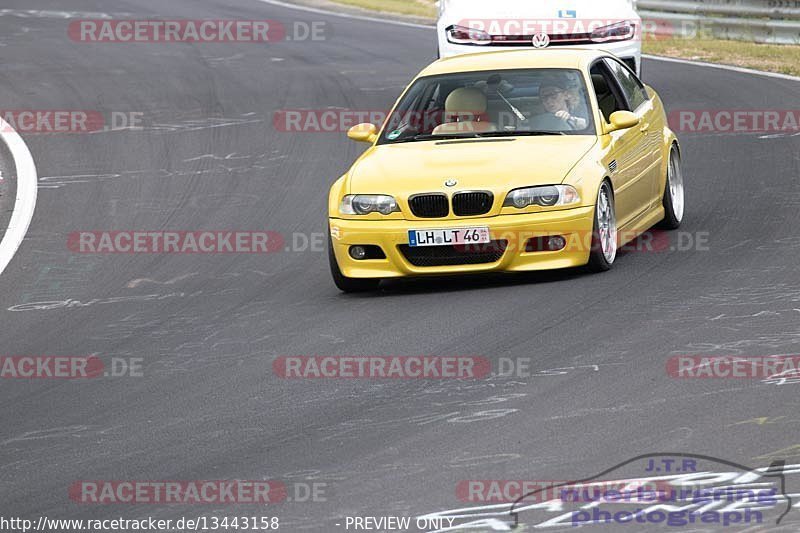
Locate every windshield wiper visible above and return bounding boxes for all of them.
[476,130,567,137]
[387,131,566,144]
[389,133,482,143]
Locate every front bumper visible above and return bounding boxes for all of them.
[329,206,595,279]
[438,38,642,74]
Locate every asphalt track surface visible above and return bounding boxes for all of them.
[1,1,800,531]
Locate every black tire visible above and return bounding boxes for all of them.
[657,144,684,230]
[586,181,617,273]
[328,234,380,293]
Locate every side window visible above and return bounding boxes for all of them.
[604,58,649,111]
[589,61,629,123]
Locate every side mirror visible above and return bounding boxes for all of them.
[347,123,379,144]
[605,111,640,133]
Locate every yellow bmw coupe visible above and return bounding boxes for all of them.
[328,49,684,292]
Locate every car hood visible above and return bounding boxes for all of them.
[347,136,597,196]
[442,0,638,23]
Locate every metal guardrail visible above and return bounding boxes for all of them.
[638,0,800,43]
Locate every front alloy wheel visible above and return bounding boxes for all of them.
[587,181,617,272]
[659,144,684,230]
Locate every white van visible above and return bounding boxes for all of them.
[437,0,643,74]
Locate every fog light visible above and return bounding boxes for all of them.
[525,236,567,253]
[547,236,567,251]
[349,246,367,260]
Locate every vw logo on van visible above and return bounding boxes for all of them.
[531,33,551,49]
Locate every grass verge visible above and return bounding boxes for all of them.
[333,0,436,18]
[643,38,800,77]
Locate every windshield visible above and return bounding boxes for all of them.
[378,68,595,144]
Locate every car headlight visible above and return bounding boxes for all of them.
[446,25,492,46]
[340,195,400,215]
[503,185,581,209]
[591,21,636,43]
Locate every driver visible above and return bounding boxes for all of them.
[532,79,588,131]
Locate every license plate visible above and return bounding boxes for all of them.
[408,227,490,247]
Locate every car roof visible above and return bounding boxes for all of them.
[418,48,607,77]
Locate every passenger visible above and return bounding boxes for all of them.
[565,78,590,123]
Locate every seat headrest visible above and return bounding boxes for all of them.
[445,87,488,115]
[592,74,609,95]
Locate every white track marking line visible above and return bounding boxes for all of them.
[642,54,800,83]
[0,116,38,276]
[256,0,800,83]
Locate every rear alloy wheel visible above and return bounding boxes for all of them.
[587,181,617,272]
[328,233,380,293]
[658,145,684,230]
